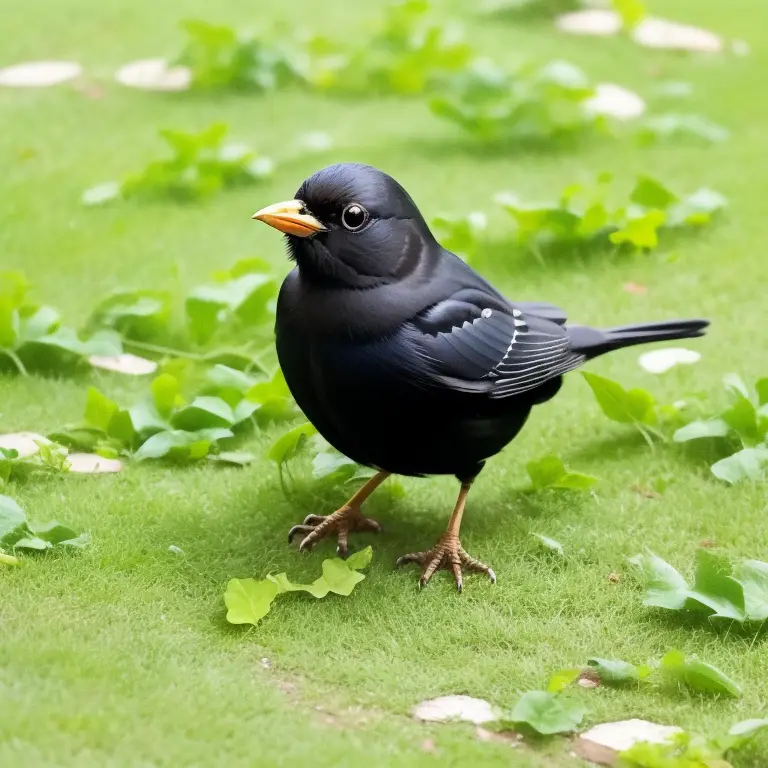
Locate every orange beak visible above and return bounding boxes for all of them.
[252,200,327,238]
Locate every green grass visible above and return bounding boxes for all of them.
[2,0,768,765]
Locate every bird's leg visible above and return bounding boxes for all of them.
[287,471,390,557]
[396,481,495,592]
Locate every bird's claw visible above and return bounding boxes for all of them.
[396,535,496,591]
[286,505,381,557]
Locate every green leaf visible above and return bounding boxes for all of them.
[88,290,169,339]
[609,209,667,250]
[582,372,656,426]
[151,374,181,418]
[508,690,583,735]
[683,549,745,621]
[82,181,122,206]
[547,668,580,693]
[531,533,565,557]
[267,422,317,465]
[660,650,742,698]
[267,571,330,598]
[321,557,366,596]
[84,387,119,432]
[0,551,20,566]
[638,114,730,146]
[135,429,232,461]
[312,450,358,483]
[26,520,80,545]
[345,545,373,571]
[527,454,597,491]
[711,447,768,484]
[667,188,727,228]
[630,176,678,210]
[224,578,279,625]
[0,494,27,541]
[611,0,646,27]
[587,658,652,683]
[673,418,730,442]
[756,378,768,407]
[733,560,768,621]
[171,396,235,430]
[208,451,255,467]
[13,536,52,551]
[628,552,688,610]
[728,718,768,738]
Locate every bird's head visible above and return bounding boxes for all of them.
[252,163,435,288]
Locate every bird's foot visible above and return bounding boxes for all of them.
[396,534,496,592]
[287,506,382,558]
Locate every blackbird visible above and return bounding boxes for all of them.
[253,163,708,590]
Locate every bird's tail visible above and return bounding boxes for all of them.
[568,318,709,360]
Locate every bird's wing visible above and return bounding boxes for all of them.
[406,289,585,398]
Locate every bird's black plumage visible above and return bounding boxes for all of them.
[255,163,708,587]
[271,163,707,482]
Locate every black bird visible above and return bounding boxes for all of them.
[253,163,708,590]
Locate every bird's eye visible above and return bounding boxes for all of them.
[341,203,369,232]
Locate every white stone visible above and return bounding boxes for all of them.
[556,10,621,36]
[0,432,51,458]
[576,720,682,766]
[632,18,723,53]
[584,83,646,120]
[412,695,497,725]
[68,453,123,474]
[0,61,82,87]
[89,353,158,375]
[638,347,701,374]
[115,58,192,91]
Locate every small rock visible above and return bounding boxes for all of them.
[260,657,271,669]
[638,347,701,374]
[412,695,498,725]
[607,572,621,584]
[115,58,192,91]
[168,545,185,556]
[0,61,82,87]
[89,353,158,375]
[576,720,683,766]
[578,670,601,689]
[632,18,723,53]
[0,432,50,458]
[584,84,646,120]
[555,9,621,36]
[68,453,123,474]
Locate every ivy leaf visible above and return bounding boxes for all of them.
[630,176,678,210]
[582,372,656,426]
[224,578,279,626]
[527,454,597,491]
[13,536,51,551]
[507,690,583,735]
[247,369,297,426]
[683,549,745,620]
[151,373,181,418]
[628,552,688,610]
[666,188,727,228]
[87,290,170,339]
[312,450,359,483]
[637,114,730,146]
[673,418,730,443]
[531,533,565,557]
[547,668,580,693]
[267,422,317,466]
[345,545,373,571]
[26,520,80,545]
[135,428,232,461]
[321,558,367,596]
[609,209,667,249]
[267,571,330,598]
[733,560,768,621]
[170,396,235,430]
[711,447,768,484]
[660,650,742,698]
[587,658,653,683]
[0,494,27,541]
[84,387,119,432]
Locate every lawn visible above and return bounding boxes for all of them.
[2,0,768,765]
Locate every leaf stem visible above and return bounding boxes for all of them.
[0,348,29,376]
[123,339,205,361]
